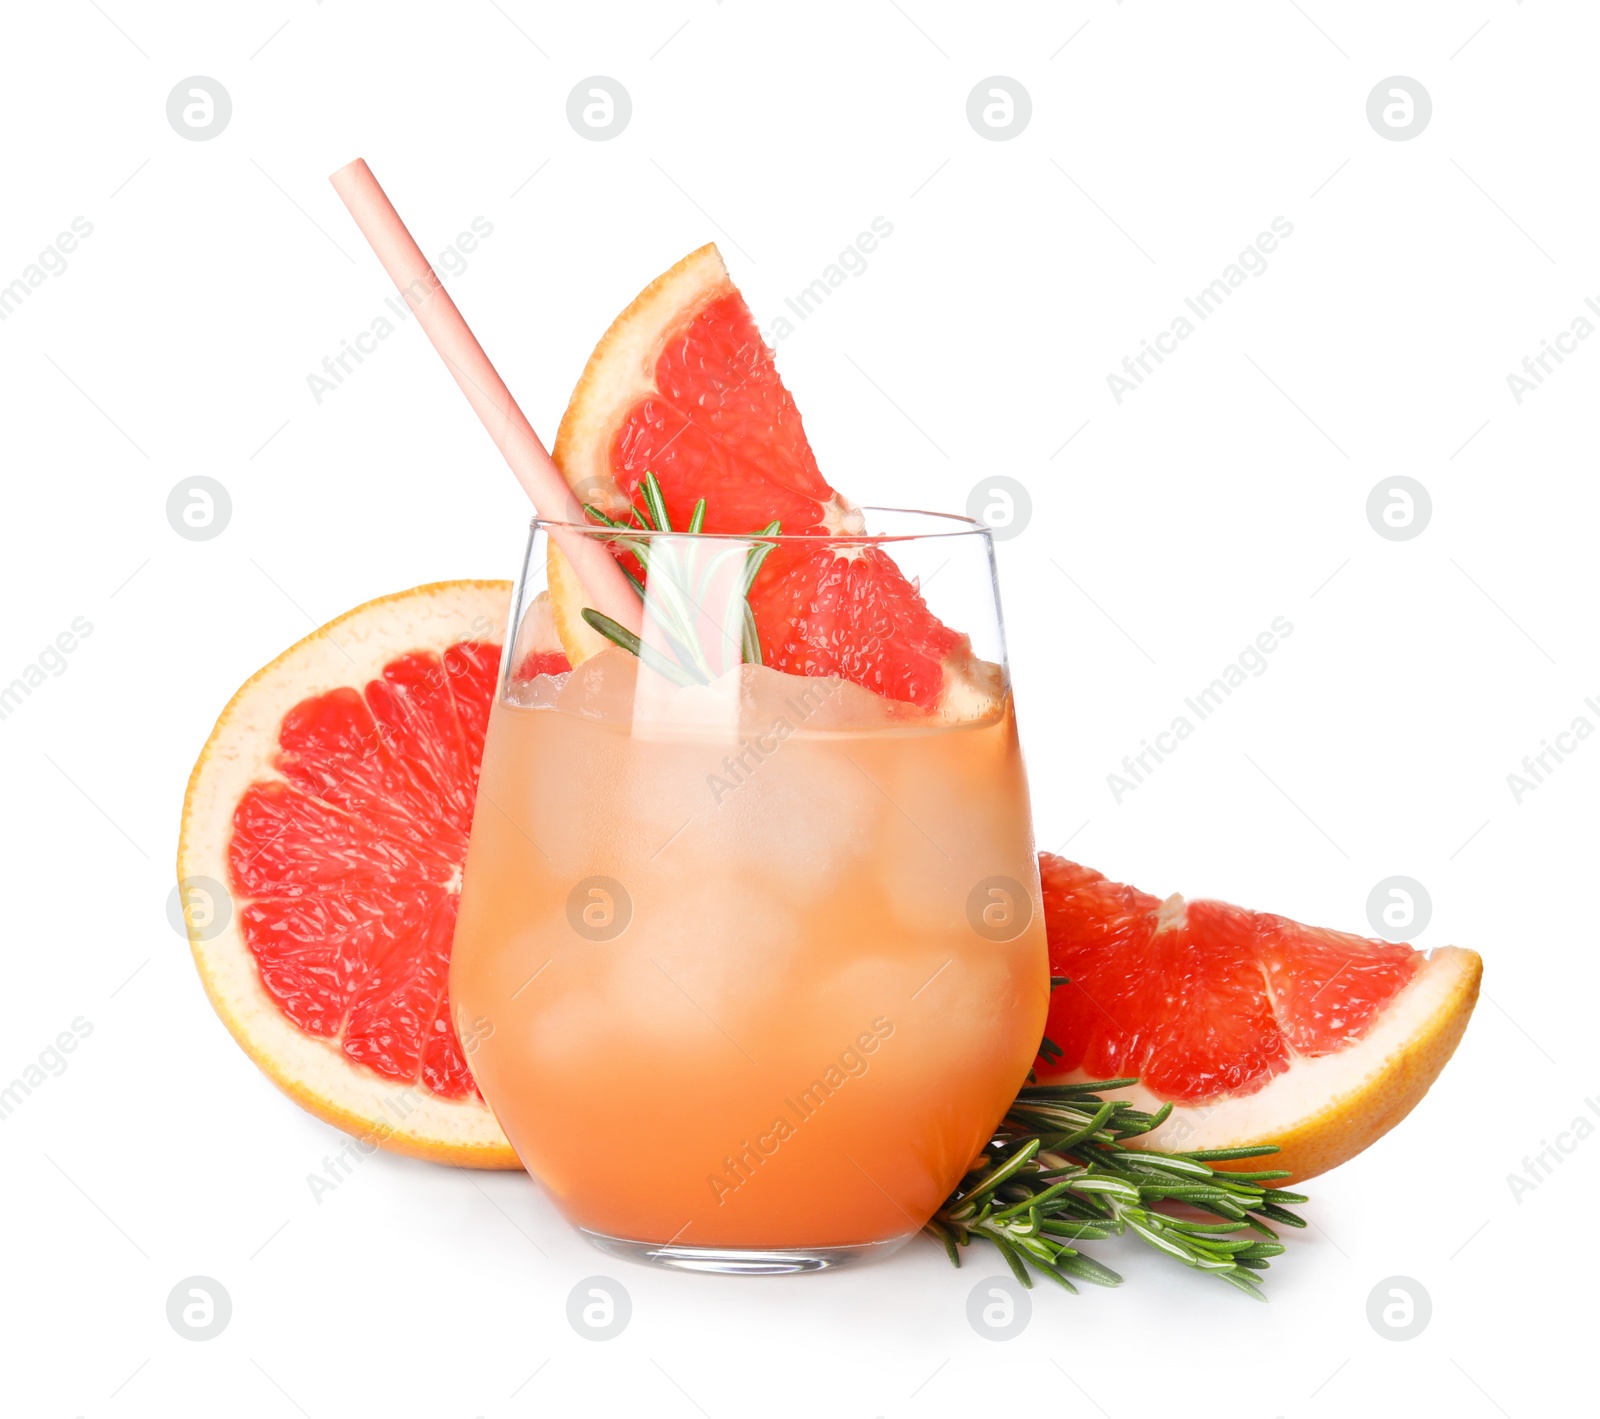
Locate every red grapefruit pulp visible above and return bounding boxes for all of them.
[179,582,568,1166]
[228,640,506,1098]
[1034,856,1482,1180]
[548,244,969,710]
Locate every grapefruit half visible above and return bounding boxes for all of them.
[1034,855,1482,1181]
[177,581,567,1167]
[545,242,992,714]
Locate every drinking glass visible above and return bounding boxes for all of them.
[451,509,1047,1272]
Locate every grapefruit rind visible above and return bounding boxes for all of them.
[546,535,609,664]
[177,580,520,1169]
[1042,946,1482,1182]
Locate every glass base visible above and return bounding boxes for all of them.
[580,1228,914,1274]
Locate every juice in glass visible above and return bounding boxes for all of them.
[451,515,1048,1269]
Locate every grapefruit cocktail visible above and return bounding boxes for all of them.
[452,512,1048,1269]
[168,174,1484,1292]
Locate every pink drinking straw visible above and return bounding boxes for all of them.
[328,158,640,632]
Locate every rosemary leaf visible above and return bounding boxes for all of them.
[582,503,628,530]
[1256,1203,1309,1229]
[741,521,781,594]
[1050,1251,1123,1288]
[640,471,673,533]
[1215,1269,1269,1301]
[1033,1264,1081,1295]
[988,1233,1035,1289]
[579,610,705,687]
[741,603,763,667]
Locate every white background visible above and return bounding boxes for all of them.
[1,2,1593,1415]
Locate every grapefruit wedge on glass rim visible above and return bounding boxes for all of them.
[1033,855,1482,1182]
[544,242,993,715]
[177,581,570,1167]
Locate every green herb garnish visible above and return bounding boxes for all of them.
[579,471,779,683]
[928,1078,1308,1299]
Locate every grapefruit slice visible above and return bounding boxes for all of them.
[545,243,981,712]
[1034,855,1482,1181]
[177,581,568,1167]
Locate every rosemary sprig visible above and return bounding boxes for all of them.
[929,1078,1308,1300]
[579,472,779,681]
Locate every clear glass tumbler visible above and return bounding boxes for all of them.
[451,509,1047,1272]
